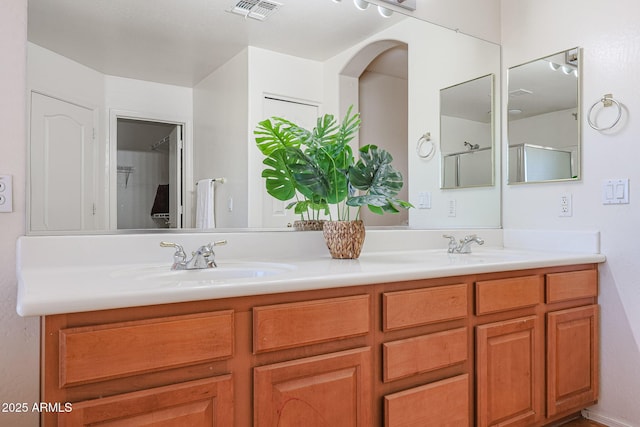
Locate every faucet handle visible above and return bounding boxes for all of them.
[160,241,184,253]
[199,240,227,268]
[160,241,187,267]
[443,234,458,253]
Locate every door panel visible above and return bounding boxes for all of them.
[30,92,97,231]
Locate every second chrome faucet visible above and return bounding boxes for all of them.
[160,240,227,270]
[443,234,484,254]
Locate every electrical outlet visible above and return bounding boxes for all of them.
[559,193,572,217]
[0,175,12,213]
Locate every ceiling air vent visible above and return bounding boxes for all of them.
[509,88,534,97]
[229,0,283,21]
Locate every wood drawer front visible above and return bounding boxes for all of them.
[546,269,598,303]
[58,375,233,427]
[383,283,467,331]
[253,295,370,353]
[383,327,468,382]
[384,374,469,427]
[59,310,233,387]
[475,275,542,315]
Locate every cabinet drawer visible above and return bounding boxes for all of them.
[475,275,542,315]
[59,310,233,387]
[384,374,469,427]
[383,283,467,331]
[546,269,598,303]
[383,327,467,382]
[253,295,370,353]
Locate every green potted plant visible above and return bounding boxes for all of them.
[255,106,412,258]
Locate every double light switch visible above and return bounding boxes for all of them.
[602,178,629,205]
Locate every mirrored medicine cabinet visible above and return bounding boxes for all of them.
[507,47,581,184]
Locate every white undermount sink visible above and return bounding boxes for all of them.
[110,261,296,284]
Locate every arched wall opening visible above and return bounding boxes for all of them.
[339,40,408,226]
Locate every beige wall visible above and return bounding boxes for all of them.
[0,1,39,426]
[502,0,640,424]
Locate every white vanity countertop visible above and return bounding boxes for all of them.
[16,229,606,316]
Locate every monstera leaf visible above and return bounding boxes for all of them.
[287,148,349,205]
[260,148,297,201]
[254,118,300,156]
[347,144,413,214]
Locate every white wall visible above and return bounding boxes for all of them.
[0,2,39,427]
[501,0,640,425]
[359,70,409,226]
[193,49,249,228]
[325,18,502,229]
[246,47,324,227]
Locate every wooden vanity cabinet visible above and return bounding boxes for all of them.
[41,264,599,427]
[474,267,599,427]
[381,282,472,427]
[252,295,373,426]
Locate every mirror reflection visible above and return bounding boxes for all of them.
[26,0,501,234]
[507,48,580,184]
[440,74,494,189]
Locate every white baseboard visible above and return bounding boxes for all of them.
[582,409,636,427]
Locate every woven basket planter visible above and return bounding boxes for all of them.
[322,220,366,259]
[292,220,326,231]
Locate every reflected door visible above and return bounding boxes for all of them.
[29,92,97,232]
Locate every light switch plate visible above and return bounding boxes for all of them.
[0,175,13,213]
[602,178,629,205]
[417,191,431,209]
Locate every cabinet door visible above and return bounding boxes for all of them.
[254,347,372,427]
[476,316,542,427]
[547,305,599,416]
[58,375,233,427]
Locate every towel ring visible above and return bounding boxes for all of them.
[587,94,622,131]
[416,132,436,160]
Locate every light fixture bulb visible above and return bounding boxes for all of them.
[377,5,393,17]
[353,0,369,10]
[548,62,560,71]
[561,65,572,75]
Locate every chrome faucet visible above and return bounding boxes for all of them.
[160,240,227,270]
[443,234,485,254]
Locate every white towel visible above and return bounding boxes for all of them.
[196,179,215,229]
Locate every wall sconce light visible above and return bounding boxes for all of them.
[377,5,393,17]
[353,0,369,10]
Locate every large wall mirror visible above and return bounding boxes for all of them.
[26,0,501,234]
[440,74,494,189]
[507,48,581,184]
